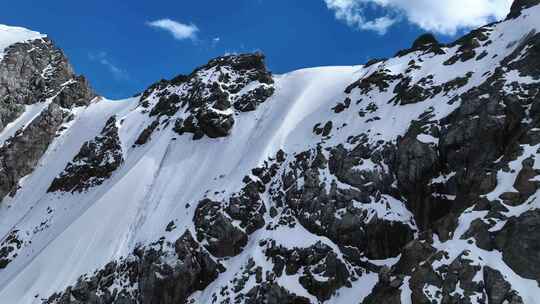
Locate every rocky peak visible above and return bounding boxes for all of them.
[0,30,95,133]
[2,7,540,304]
[0,37,94,108]
[136,52,275,141]
[395,33,444,57]
[411,33,439,49]
[507,0,540,18]
[0,27,96,202]
[197,52,269,76]
[48,116,123,193]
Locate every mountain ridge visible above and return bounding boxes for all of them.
[0,1,539,303]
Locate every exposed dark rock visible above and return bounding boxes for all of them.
[149,94,181,117]
[140,53,274,140]
[0,230,23,269]
[322,121,333,137]
[332,97,351,113]
[408,256,444,303]
[506,31,540,79]
[225,176,267,234]
[193,171,269,258]
[0,100,24,132]
[442,252,485,303]
[495,209,540,281]
[483,266,524,304]
[0,36,95,202]
[362,267,402,304]
[45,231,221,304]
[412,34,439,49]
[507,0,540,18]
[444,28,490,65]
[245,282,311,304]
[395,33,445,57]
[436,84,525,213]
[395,135,440,229]
[165,220,176,232]
[235,85,275,112]
[0,103,65,200]
[134,119,159,146]
[394,239,436,275]
[0,38,94,107]
[345,69,399,95]
[279,146,415,259]
[52,76,95,108]
[263,241,351,302]
[391,76,433,105]
[197,107,235,138]
[3,5,540,303]
[194,199,248,257]
[461,218,495,250]
[48,116,123,193]
[513,157,540,197]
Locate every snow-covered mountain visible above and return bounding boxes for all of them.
[1,1,540,303]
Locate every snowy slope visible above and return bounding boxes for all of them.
[0,66,362,302]
[0,24,45,60]
[1,2,540,303]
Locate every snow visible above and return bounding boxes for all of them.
[352,194,416,227]
[505,69,537,85]
[400,277,412,304]
[328,272,378,304]
[1,4,540,302]
[0,102,50,147]
[417,133,439,145]
[0,24,45,61]
[485,144,540,203]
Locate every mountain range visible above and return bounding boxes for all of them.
[0,1,540,303]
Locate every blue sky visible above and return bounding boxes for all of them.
[1,0,512,99]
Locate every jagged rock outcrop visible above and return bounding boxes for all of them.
[138,53,274,141]
[194,199,249,257]
[0,34,95,202]
[0,37,94,108]
[0,103,65,199]
[244,282,311,304]
[282,146,416,259]
[2,2,540,303]
[363,242,527,304]
[396,33,444,57]
[0,100,24,131]
[0,230,23,269]
[495,210,540,281]
[263,241,351,302]
[45,231,221,304]
[395,134,440,229]
[48,116,123,193]
[412,34,439,49]
[508,0,540,18]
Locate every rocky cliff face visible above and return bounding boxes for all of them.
[0,30,95,202]
[1,1,540,304]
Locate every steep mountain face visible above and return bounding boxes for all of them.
[0,25,95,202]
[1,1,540,303]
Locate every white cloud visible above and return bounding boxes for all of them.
[89,51,129,80]
[147,19,199,40]
[324,0,513,35]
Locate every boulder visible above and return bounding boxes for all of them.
[496,210,540,281]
